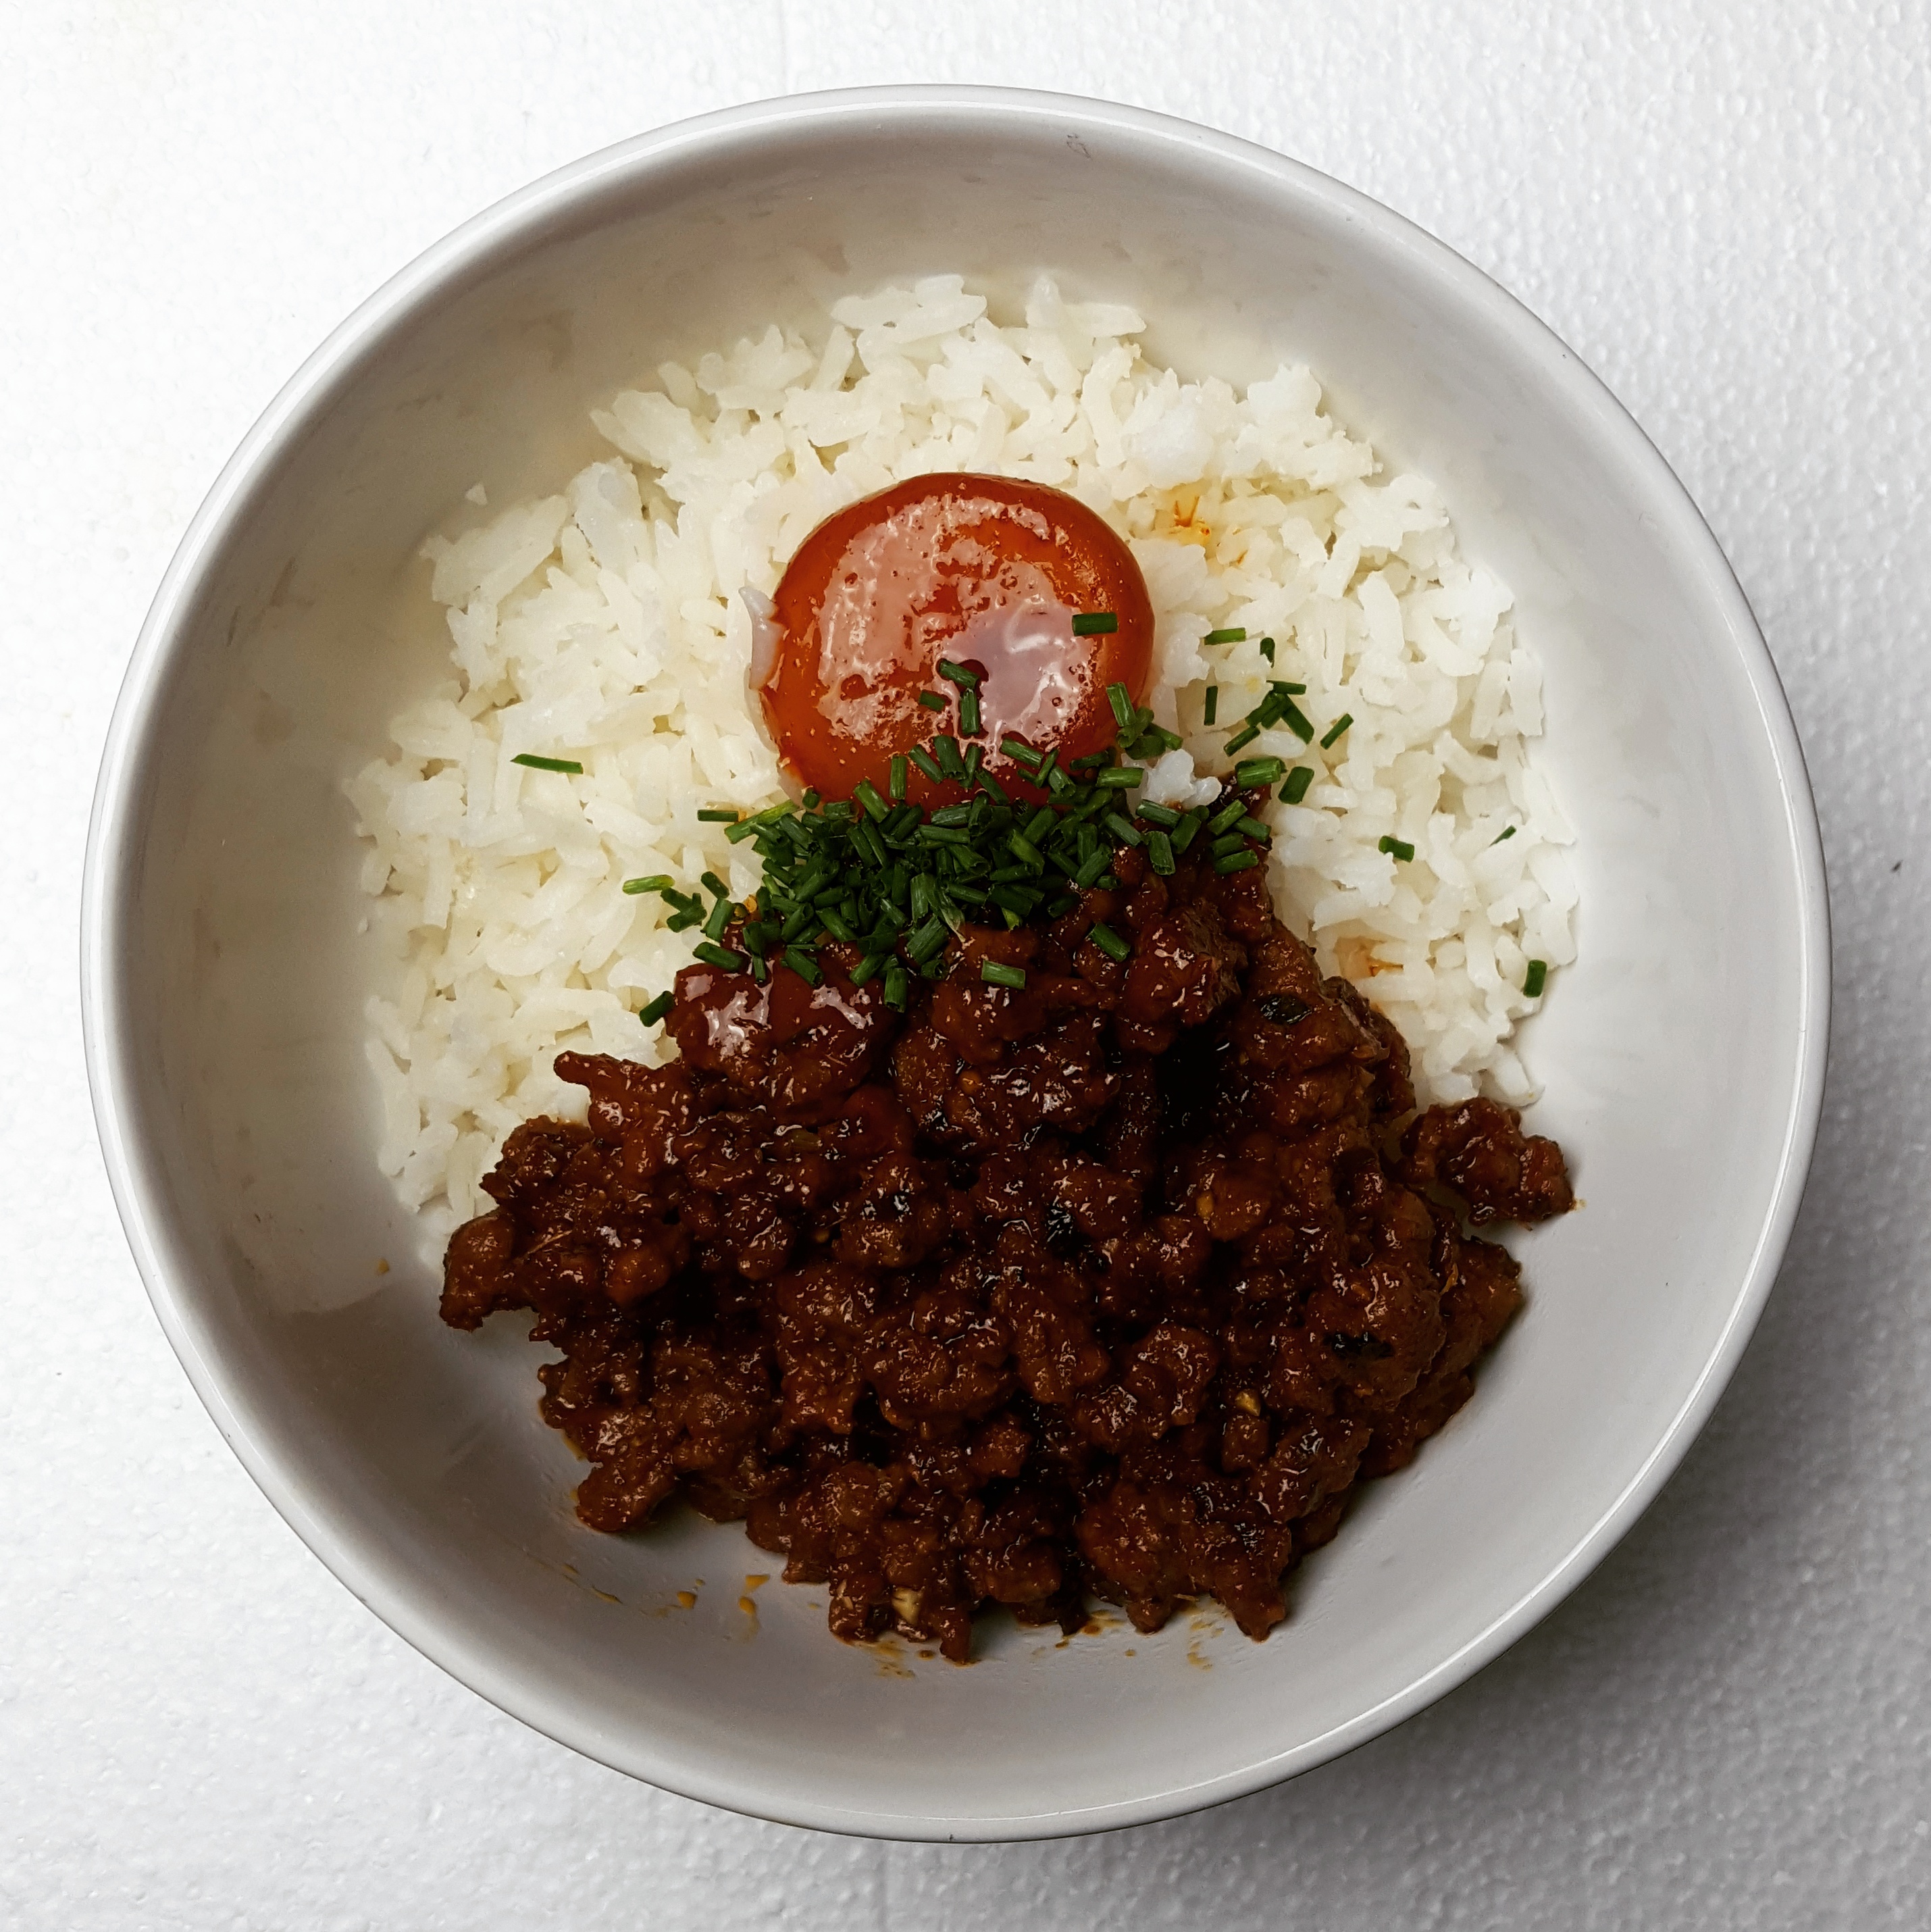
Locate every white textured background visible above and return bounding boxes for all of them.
[4,3,1928,1925]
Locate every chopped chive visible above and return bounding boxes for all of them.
[883,962,909,1011]
[638,992,674,1027]
[1137,802,1183,829]
[962,742,983,784]
[701,898,732,940]
[1170,810,1204,854]
[511,753,583,774]
[888,755,907,803]
[1379,836,1416,862]
[909,745,944,784]
[1007,832,1044,867]
[1524,959,1548,998]
[693,942,746,971]
[697,807,740,823]
[1320,713,1354,749]
[1203,626,1246,646]
[959,687,982,736]
[665,910,702,932]
[935,735,967,782]
[1073,847,1111,889]
[623,874,674,895]
[936,659,980,688]
[781,944,821,987]
[1225,723,1261,753]
[724,819,762,843]
[802,788,822,809]
[1072,611,1118,636]
[1214,850,1260,874]
[1087,922,1131,962]
[1235,757,1288,789]
[1103,813,1143,847]
[980,959,1028,989]
[1260,636,1276,663]
[1282,766,1315,805]
[1277,699,1315,742]
[1106,682,1134,731]
[854,780,889,822]
[906,917,949,965]
[1094,766,1141,789]
[1001,736,1043,771]
[700,871,729,898]
[1208,798,1247,834]
[1234,815,1271,841]
[1147,830,1176,875]
[917,690,948,711]
[1204,686,1218,726]
[1492,824,1516,844]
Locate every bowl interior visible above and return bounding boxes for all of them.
[90,95,1823,1839]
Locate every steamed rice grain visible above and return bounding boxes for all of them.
[348,276,1575,1239]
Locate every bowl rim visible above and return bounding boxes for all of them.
[80,82,1832,1842]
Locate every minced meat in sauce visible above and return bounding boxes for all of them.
[442,816,1572,1662]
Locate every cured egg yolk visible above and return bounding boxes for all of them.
[758,473,1155,806]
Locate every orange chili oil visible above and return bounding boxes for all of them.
[758,473,1155,806]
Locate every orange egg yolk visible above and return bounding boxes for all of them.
[758,473,1156,807]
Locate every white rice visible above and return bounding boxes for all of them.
[349,275,1576,1240]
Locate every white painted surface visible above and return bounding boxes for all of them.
[3,1,1926,1922]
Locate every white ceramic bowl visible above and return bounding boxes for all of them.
[82,87,1828,1841]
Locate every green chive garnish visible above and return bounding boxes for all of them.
[1204,686,1218,726]
[1492,825,1516,844]
[1203,627,1246,646]
[1524,959,1547,998]
[1087,922,1131,962]
[980,960,1027,989]
[917,690,947,711]
[1072,611,1118,636]
[701,898,732,940]
[959,688,982,736]
[937,659,980,688]
[854,780,889,822]
[697,807,740,823]
[1259,636,1276,663]
[1106,682,1133,731]
[1214,850,1260,874]
[1379,836,1416,862]
[1235,757,1287,788]
[1147,830,1175,875]
[638,992,673,1026]
[692,942,746,971]
[1320,713,1353,749]
[623,874,674,895]
[888,755,907,802]
[1282,767,1314,805]
[783,945,822,987]
[511,753,583,774]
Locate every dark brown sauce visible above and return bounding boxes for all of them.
[442,831,1571,1662]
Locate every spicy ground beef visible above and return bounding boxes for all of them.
[442,814,1572,1662]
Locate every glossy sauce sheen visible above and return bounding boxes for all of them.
[440,833,1574,1662]
[761,474,1155,805]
